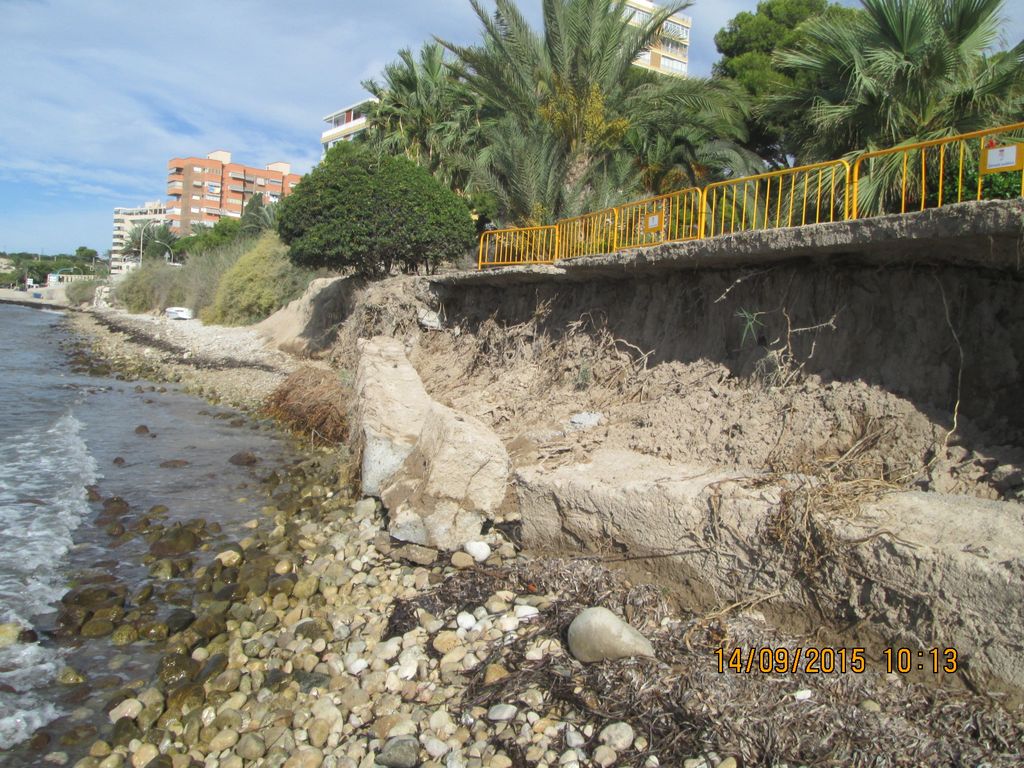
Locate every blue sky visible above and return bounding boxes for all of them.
[1,0,1021,255]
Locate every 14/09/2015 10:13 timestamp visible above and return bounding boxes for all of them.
[714,647,959,675]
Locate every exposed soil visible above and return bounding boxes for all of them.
[341,267,1024,503]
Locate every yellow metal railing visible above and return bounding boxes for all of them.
[617,187,702,249]
[556,207,618,260]
[474,122,1024,269]
[478,225,558,269]
[701,160,849,238]
[851,122,1024,218]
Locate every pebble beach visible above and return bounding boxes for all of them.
[4,304,1022,768]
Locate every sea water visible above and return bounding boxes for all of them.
[0,303,297,755]
[0,305,95,748]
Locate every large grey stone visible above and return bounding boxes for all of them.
[376,735,420,768]
[567,607,655,663]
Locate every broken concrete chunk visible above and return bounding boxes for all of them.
[351,337,432,496]
[567,606,655,663]
[382,403,510,551]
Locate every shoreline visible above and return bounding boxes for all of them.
[10,302,1022,768]
[68,309,305,413]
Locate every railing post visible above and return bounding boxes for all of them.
[612,207,620,252]
[698,188,707,239]
[477,233,485,270]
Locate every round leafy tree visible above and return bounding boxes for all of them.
[278,142,475,278]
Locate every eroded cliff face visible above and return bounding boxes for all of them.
[321,202,1024,700]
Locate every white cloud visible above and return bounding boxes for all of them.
[0,0,1020,253]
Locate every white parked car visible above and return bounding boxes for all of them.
[164,307,194,320]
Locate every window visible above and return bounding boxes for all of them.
[193,166,203,172]
[636,50,652,65]
[190,207,200,213]
[256,177,266,185]
[661,56,687,74]
[663,21,688,40]
[661,39,687,57]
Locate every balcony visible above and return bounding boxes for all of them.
[320,115,368,145]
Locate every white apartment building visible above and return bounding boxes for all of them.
[110,200,167,275]
[320,97,378,155]
[626,0,691,77]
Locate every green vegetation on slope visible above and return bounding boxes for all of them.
[204,233,312,325]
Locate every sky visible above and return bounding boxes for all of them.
[1,0,1022,256]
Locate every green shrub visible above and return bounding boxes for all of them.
[114,261,186,313]
[65,280,100,305]
[203,232,313,325]
[174,239,249,314]
[113,238,251,315]
[278,142,476,278]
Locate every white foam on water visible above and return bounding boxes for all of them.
[0,696,63,751]
[0,411,97,747]
[0,640,68,748]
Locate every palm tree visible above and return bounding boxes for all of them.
[363,43,485,191]
[122,222,178,262]
[240,193,278,237]
[769,0,1024,162]
[441,0,750,224]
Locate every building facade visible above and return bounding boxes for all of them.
[166,150,302,235]
[320,98,378,155]
[110,200,167,275]
[626,0,691,77]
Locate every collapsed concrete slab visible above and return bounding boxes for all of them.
[351,336,510,550]
[837,492,1024,697]
[351,336,432,497]
[515,448,1024,698]
[382,403,510,550]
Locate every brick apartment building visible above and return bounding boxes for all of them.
[166,150,302,235]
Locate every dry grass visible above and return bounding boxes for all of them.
[390,559,1024,768]
[264,366,349,445]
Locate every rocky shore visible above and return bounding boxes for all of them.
[31,306,1024,768]
[69,310,307,411]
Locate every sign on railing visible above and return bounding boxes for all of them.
[851,122,1024,218]
[618,188,702,250]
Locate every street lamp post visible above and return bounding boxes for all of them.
[138,219,162,265]
[152,238,174,264]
